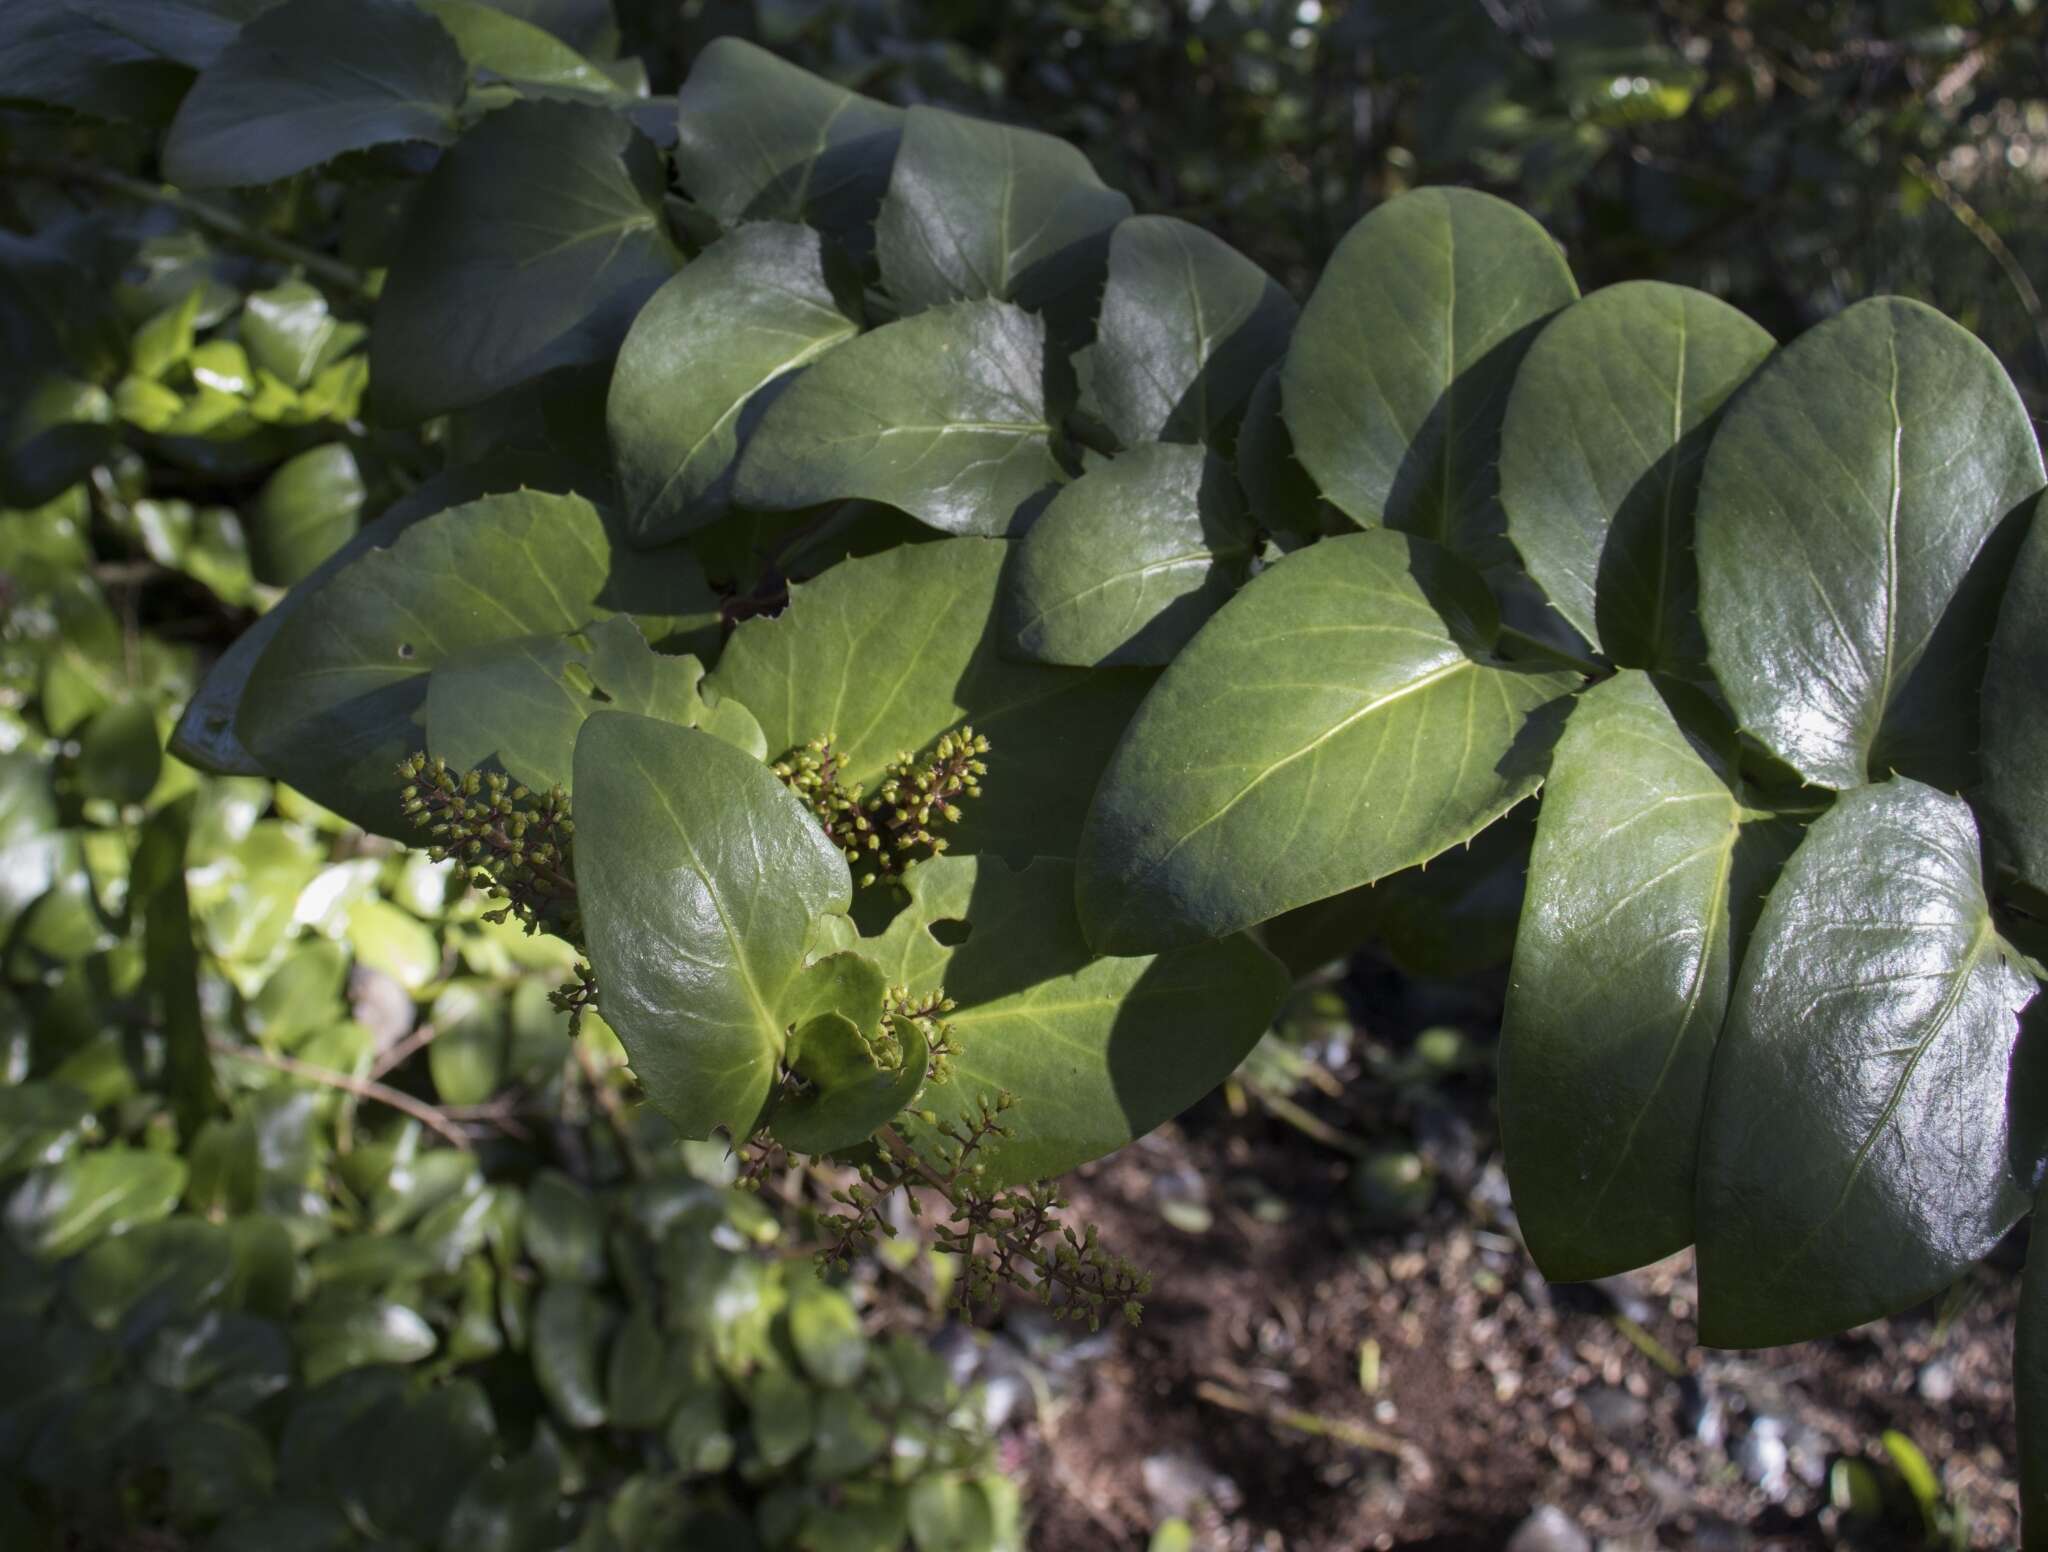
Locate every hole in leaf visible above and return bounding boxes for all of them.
[397,642,416,660]
[928,918,972,947]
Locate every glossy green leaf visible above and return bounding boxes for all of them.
[238,490,707,834]
[370,99,681,423]
[609,222,860,546]
[735,299,1061,537]
[426,981,507,1107]
[874,104,1130,319]
[788,1282,867,1387]
[162,0,465,188]
[1500,672,1776,1280]
[247,444,364,588]
[525,1168,604,1283]
[1500,281,1773,669]
[1695,296,2045,790]
[427,616,761,794]
[6,1146,187,1259]
[1003,443,1255,668]
[1281,187,1578,568]
[241,280,349,390]
[296,1294,437,1385]
[709,538,1154,864]
[1695,779,2036,1346]
[672,37,904,253]
[748,1364,813,1468]
[856,854,1289,1186]
[1980,492,2048,899]
[419,0,621,94]
[572,712,854,1139]
[533,1283,611,1429]
[1077,529,1576,954]
[1078,216,1296,448]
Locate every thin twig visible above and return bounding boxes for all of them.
[1238,1077,1365,1158]
[368,1021,439,1080]
[209,1037,472,1150]
[5,157,373,298]
[1902,150,2048,391]
[1194,1378,1415,1461]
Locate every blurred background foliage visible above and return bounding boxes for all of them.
[1,0,2045,1548]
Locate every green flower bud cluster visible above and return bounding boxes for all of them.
[883,985,962,1084]
[773,727,990,887]
[395,753,579,938]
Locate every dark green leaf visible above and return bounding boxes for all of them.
[874,104,1129,319]
[75,697,162,806]
[1235,363,1326,540]
[1077,529,1575,954]
[1078,216,1296,448]
[134,794,220,1139]
[525,1168,605,1283]
[1695,296,2045,790]
[1695,779,2036,1345]
[734,299,1061,537]
[370,99,681,423]
[65,0,275,73]
[572,712,853,1139]
[162,0,466,188]
[856,854,1289,1187]
[246,444,363,588]
[0,0,193,123]
[1980,493,2048,898]
[672,37,904,254]
[1281,187,1578,568]
[296,1294,436,1384]
[609,222,860,546]
[708,537,1154,864]
[1500,672,1774,1280]
[1500,280,1773,669]
[1002,442,1256,667]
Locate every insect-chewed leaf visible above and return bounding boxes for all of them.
[237,490,712,835]
[672,37,903,255]
[1500,671,1791,1282]
[733,300,1060,536]
[1077,216,1297,448]
[1002,442,1257,668]
[707,537,1153,864]
[426,616,764,793]
[174,456,598,777]
[1500,281,1773,671]
[874,105,1130,321]
[1281,187,1578,570]
[162,0,464,188]
[851,854,1288,1187]
[1695,296,2045,791]
[1695,778,2037,1347]
[572,712,855,1141]
[1077,529,1577,955]
[608,222,860,547]
[369,100,682,424]
[1980,491,2048,900]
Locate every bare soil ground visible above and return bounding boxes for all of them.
[992,958,2024,1551]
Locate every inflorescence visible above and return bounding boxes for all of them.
[774,727,990,887]
[396,754,579,939]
